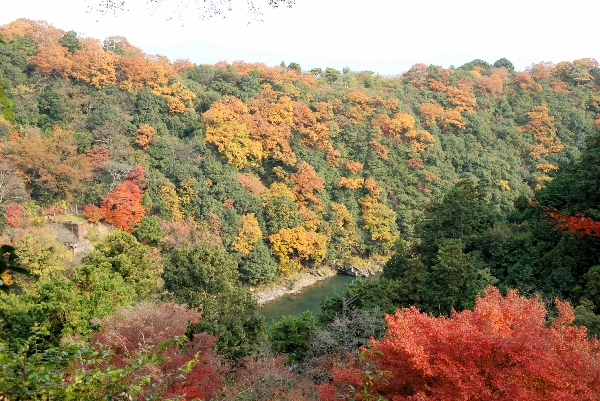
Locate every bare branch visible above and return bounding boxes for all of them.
[86,0,295,23]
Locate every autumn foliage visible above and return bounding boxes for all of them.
[345,161,364,175]
[321,286,600,401]
[544,209,600,237]
[4,203,23,228]
[83,203,104,223]
[3,125,94,202]
[202,96,263,169]
[93,302,223,400]
[101,180,146,232]
[269,226,327,276]
[232,213,262,254]
[522,104,564,159]
[134,124,155,150]
[291,161,325,207]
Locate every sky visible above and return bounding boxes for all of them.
[1,0,598,76]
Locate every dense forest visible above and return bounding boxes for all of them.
[1,18,600,400]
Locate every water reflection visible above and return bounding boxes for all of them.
[259,274,357,323]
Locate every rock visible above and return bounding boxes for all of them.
[338,265,374,277]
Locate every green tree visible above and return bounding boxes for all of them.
[162,241,266,357]
[583,266,600,313]
[0,245,28,293]
[0,75,15,123]
[422,238,482,316]
[458,59,492,71]
[325,67,341,84]
[238,69,262,101]
[268,311,316,362]
[13,227,70,284]
[238,240,278,285]
[81,231,160,300]
[537,135,600,220]
[262,195,302,235]
[58,30,80,53]
[416,180,497,265]
[134,215,163,245]
[287,62,301,72]
[0,270,135,346]
[574,303,600,338]
[494,57,515,73]
[0,336,160,400]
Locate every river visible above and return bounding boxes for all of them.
[259,273,359,323]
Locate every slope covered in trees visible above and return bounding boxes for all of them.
[1,18,600,400]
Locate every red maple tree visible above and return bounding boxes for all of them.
[93,302,223,400]
[5,203,24,228]
[320,286,600,401]
[544,208,600,237]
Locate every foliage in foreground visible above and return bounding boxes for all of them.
[321,286,600,401]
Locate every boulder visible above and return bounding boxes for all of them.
[338,265,374,277]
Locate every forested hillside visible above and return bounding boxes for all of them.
[1,18,600,400]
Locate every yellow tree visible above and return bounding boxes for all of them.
[476,73,504,97]
[293,101,333,150]
[26,40,72,78]
[403,129,435,153]
[247,85,297,165]
[117,51,177,92]
[0,18,64,46]
[446,79,476,112]
[269,226,327,276]
[419,101,465,130]
[202,97,264,169]
[13,226,70,284]
[232,213,263,254]
[325,148,342,167]
[70,38,117,88]
[261,182,296,203]
[153,81,196,114]
[419,101,445,125]
[298,206,321,232]
[134,124,155,150]
[359,196,399,252]
[359,178,398,252]
[156,184,184,222]
[369,140,389,160]
[337,177,365,190]
[345,161,364,175]
[388,112,416,136]
[522,104,563,159]
[117,53,156,91]
[346,89,376,118]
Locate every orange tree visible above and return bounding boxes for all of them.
[101,180,146,233]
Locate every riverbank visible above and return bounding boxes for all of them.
[253,267,338,305]
[252,258,386,306]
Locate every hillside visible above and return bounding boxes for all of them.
[1,19,599,277]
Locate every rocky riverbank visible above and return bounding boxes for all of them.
[253,267,338,305]
[252,261,384,305]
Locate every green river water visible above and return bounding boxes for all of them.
[258,274,359,324]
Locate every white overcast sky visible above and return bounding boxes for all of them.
[1,0,598,75]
